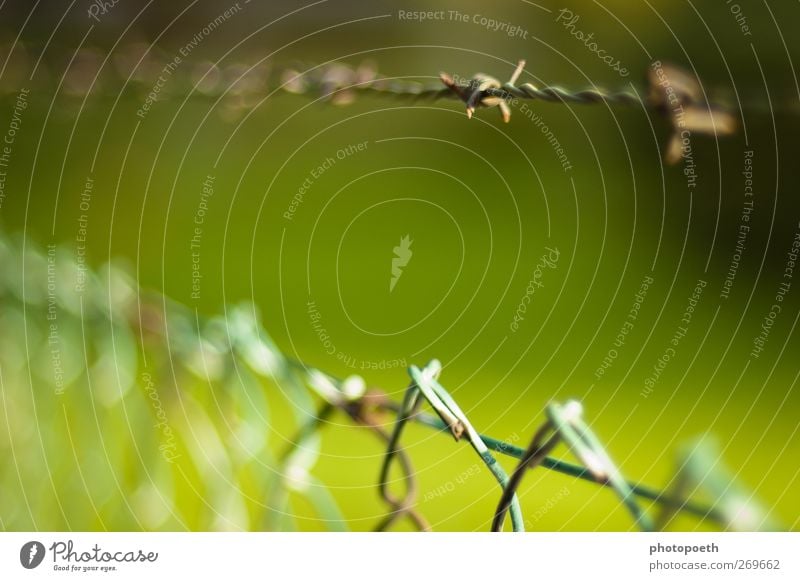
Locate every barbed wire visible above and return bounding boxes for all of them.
[0,46,740,163]
[273,58,740,165]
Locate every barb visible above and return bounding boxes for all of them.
[287,59,641,114]
[440,59,641,124]
[438,59,736,163]
[15,47,757,166]
[282,59,737,164]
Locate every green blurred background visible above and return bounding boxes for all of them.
[0,0,798,531]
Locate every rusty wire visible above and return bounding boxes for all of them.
[281,58,737,163]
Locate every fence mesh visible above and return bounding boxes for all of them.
[0,233,780,531]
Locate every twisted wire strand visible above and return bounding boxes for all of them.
[293,73,643,107]
[15,48,791,116]
[348,83,452,101]
[486,83,642,106]
[279,59,644,108]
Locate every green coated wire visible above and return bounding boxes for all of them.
[408,363,526,532]
[412,411,718,523]
[545,402,654,531]
[290,356,720,526]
